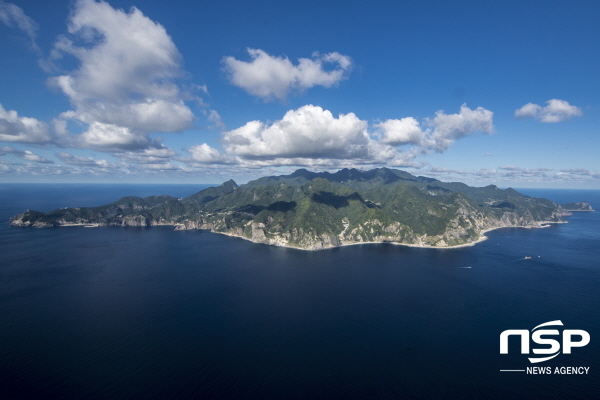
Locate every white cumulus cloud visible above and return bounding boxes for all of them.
[223,105,374,160]
[187,143,237,164]
[55,152,112,168]
[0,104,52,144]
[210,104,493,168]
[0,146,53,163]
[377,117,424,146]
[74,122,152,151]
[223,49,352,101]
[116,146,176,164]
[427,104,494,151]
[515,99,582,123]
[49,0,195,150]
[377,104,493,153]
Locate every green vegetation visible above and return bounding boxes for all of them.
[560,202,594,211]
[10,168,591,249]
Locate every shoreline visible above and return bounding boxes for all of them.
[35,219,569,251]
[195,220,569,251]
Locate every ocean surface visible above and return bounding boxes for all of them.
[1,184,599,399]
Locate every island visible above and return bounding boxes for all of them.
[9,168,594,250]
[559,201,594,211]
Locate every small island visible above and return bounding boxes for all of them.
[559,201,594,212]
[10,168,593,250]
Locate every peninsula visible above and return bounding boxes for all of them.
[9,168,593,250]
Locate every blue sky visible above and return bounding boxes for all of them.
[1,0,599,188]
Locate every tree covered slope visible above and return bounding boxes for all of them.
[10,168,592,250]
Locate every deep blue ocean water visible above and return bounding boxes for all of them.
[1,184,599,399]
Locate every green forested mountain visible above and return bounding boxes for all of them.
[10,168,592,250]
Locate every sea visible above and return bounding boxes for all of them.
[1,184,599,399]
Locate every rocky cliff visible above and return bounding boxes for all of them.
[9,168,592,250]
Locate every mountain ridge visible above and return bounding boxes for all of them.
[9,168,593,250]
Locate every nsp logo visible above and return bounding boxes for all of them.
[500,320,590,363]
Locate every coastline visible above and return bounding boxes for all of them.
[193,220,569,251]
[20,219,569,252]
